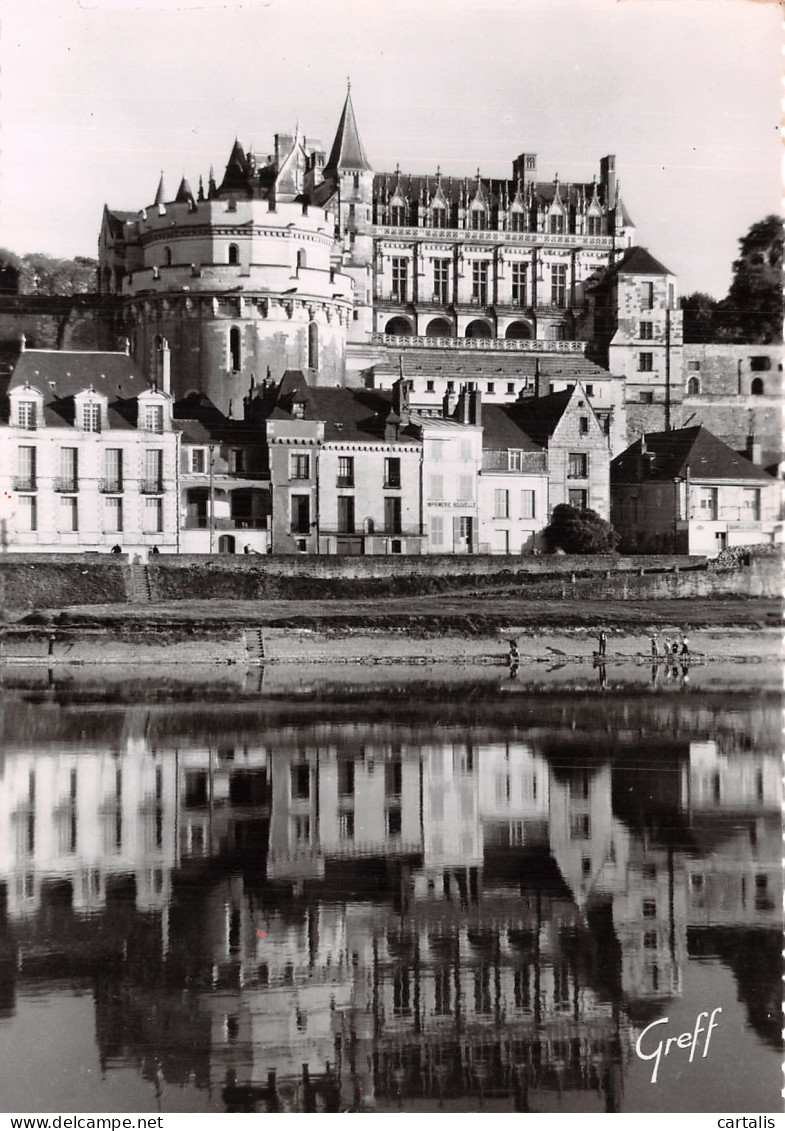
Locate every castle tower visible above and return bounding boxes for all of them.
[321,83,375,345]
[100,135,355,412]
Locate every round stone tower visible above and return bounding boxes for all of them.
[100,126,356,415]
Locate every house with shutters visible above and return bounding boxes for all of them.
[610,425,781,555]
[174,392,269,555]
[412,386,483,554]
[505,383,611,520]
[478,401,549,554]
[0,345,178,553]
[259,370,424,555]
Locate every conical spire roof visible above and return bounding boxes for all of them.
[175,176,195,204]
[324,85,371,177]
[153,172,166,206]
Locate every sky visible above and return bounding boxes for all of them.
[0,0,780,298]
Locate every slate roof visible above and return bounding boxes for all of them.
[174,418,213,445]
[372,172,634,226]
[323,89,372,177]
[1,350,152,428]
[266,373,421,443]
[173,391,266,444]
[612,246,673,277]
[368,351,614,386]
[103,207,138,235]
[496,388,575,447]
[611,426,776,484]
[480,404,545,452]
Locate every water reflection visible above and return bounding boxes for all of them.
[0,684,781,1114]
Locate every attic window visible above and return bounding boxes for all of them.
[579,416,589,435]
[17,401,37,430]
[83,403,101,432]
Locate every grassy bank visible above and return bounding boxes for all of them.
[17,594,780,636]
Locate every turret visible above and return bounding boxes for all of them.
[323,83,374,340]
[153,172,166,214]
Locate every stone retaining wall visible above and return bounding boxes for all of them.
[0,551,778,612]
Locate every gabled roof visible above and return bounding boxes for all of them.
[499,388,574,447]
[103,207,137,236]
[611,426,776,484]
[324,89,371,177]
[480,404,544,452]
[613,246,673,277]
[174,418,213,445]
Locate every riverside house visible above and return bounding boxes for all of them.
[0,346,178,553]
[610,425,781,555]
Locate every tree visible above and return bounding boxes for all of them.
[543,504,620,554]
[17,252,97,297]
[715,215,783,344]
[0,247,22,294]
[681,291,718,343]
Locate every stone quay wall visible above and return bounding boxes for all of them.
[0,551,779,614]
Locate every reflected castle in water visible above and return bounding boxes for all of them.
[0,696,780,1112]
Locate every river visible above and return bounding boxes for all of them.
[0,661,781,1114]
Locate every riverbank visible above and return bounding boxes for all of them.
[0,595,780,670]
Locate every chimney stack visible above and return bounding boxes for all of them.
[392,377,411,426]
[600,155,616,209]
[746,434,761,466]
[469,387,482,426]
[443,389,456,418]
[158,337,171,395]
[534,358,549,399]
[457,385,471,424]
[384,409,401,444]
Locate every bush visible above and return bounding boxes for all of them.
[543,504,620,555]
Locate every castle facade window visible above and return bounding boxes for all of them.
[229,327,241,373]
[308,322,319,370]
[228,243,239,265]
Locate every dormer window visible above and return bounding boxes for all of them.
[390,204,405,226]
[549,213,565,235]
[18,401,37,430]
[510,211,525,232]
[145,405,164,433]
[432,206,446,229]
[83,403,101,432]
[470,206,487,230]
[586,215,602,236]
